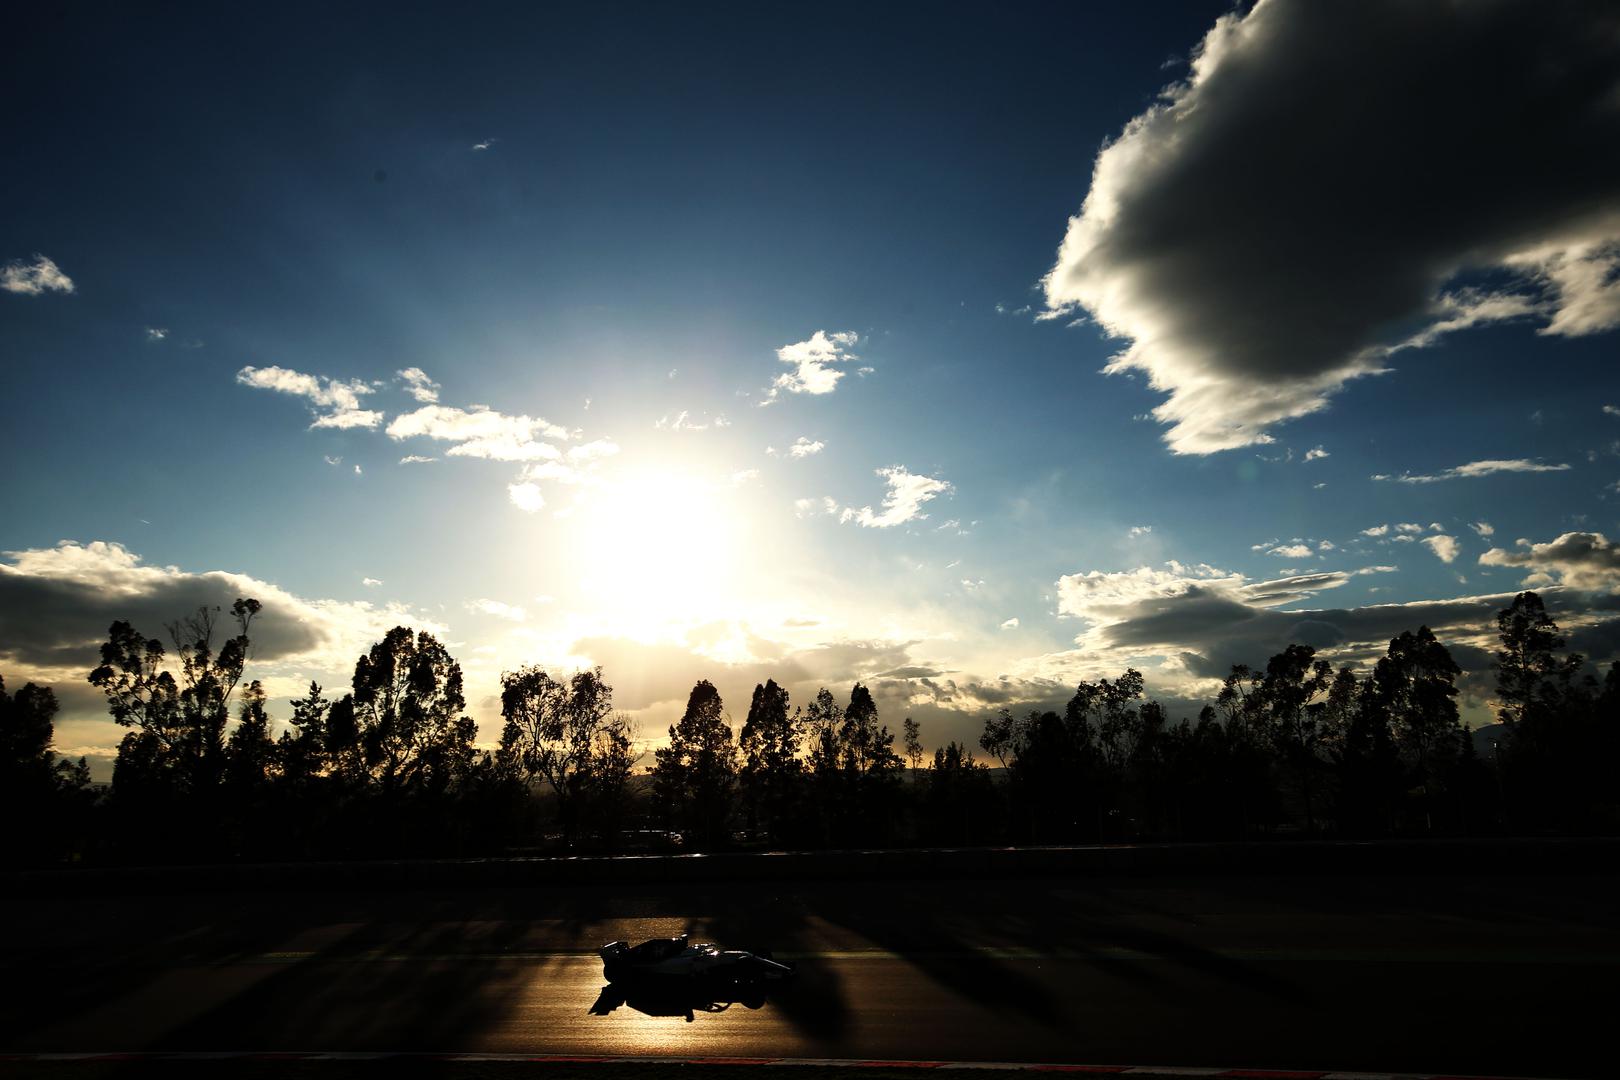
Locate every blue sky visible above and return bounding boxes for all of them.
[5,1,1619,773]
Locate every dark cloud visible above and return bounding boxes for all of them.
[0,542,339,670]
[1045,0,1620,452]
[1481,531,1620,590]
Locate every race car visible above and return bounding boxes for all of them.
[598,933,795,986]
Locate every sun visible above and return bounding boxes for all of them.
[562,464,751,637]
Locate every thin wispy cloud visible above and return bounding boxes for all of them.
[656,410,730,431]
[468,597,526,621]
[1372,459,1571,484]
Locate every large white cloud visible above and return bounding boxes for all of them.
[1042,0,1620,454]
[1,254,75,296]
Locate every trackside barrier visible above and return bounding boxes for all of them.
[7,837,1619,896]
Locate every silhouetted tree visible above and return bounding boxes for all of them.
[924,741,997,844]
[738,679,801,843]
[222,679,279,853]
[1493,593,1611,829]
[652,680,737,848]
[1216,664,1277,834]
[1260,644,1333,833]
[1,675,93,863]
[802,687,844,844]
[835,683,904,842]
[90,598,260,854]
[350,627,475,798]
[1377,626,1463,832]
[903,717,923,772]
[498,665,622,846]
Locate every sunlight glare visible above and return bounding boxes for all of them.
[563,464,751,637]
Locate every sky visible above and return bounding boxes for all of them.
[4,0,1620,777]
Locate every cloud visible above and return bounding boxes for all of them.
[1480,532,1620,591]
[656,411,731,431]
[731,468,760,486]
[1,254,75,296]
[1372,459,1572,483]
[386,404,570,461]
[236,364,379,428]
[471,138,496,151]
[1471,522,1495,537]
[1128,525,1153,537]
[310,409,383,430]
[1304,446,1329,462]
[1000,617,1020,631]
[398,367,441,403]
[507,482,545,513]
[794,496,840,519]
[763,330,861,403]
[1361,524,1390,537]
[1355,565,1398,576]
[1041,0,1620,454]
[1423,535,1461,563]
[1267,543,1314,559]
[145,328,168,342]
[468,598,526,622]
[1053,558,1565,686]
[1605,405,1620,418]
[837,466,953,529]
[0,540,429,673]
[362,577,382,587]
[399,455,437,465]
[788,437,825,458]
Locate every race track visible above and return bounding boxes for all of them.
[4,870,1616,1077]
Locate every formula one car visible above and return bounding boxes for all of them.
[598,934,795,987]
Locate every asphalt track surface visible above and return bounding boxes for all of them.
[4,870,1617,1077]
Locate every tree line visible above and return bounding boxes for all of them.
[2,590,1616,865]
